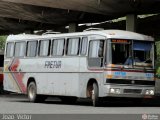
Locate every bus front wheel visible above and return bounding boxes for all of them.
[92,83,99,107]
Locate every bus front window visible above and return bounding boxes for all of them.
[109,39,154,68]
[111,39,131,65]
[131,41,154,68]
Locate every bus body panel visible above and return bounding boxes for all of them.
[4,57,80,96]
[3,30,155,100]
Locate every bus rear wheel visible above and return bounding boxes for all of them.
[91,83,99,107]
[27,82,47,103]
[27,82,37,102]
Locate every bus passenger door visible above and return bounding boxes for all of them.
[84,39,105,97]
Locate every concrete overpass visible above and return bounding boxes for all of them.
[0,0,160,35]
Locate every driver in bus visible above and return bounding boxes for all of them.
[124,56,141,65]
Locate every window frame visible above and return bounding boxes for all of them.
[66,37,80,56]
[38,39,51,57]
[6,42,15,58]
[88,40,105,58]
[88,39,105,68]
[26,40,38,57]
[80,37,88,56]
[14,41,26,58]
[51,38,65,56]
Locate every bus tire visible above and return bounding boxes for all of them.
[27,82,38,103]
[92,83,99,107]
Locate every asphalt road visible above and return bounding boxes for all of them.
[0,94,160,114]
[1,94,160,120]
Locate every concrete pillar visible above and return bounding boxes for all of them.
[68,23,77,33]
[126,14,137,32]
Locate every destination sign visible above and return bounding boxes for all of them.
[111,39,130,43]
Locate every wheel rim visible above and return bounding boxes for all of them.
[29,85,35,100]
[92,89,95,101]
[92,83,99,106]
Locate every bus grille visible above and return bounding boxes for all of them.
[123,89,142,94]
[106,79,155,86]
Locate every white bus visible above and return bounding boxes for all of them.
[4,30,155,106]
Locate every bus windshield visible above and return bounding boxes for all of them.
[109,39,154,68]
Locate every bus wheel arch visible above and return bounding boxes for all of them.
[86,79,98,98]
[27,77,36,88]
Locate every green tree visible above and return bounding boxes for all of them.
[155,37,160,78]
[0,36,7,50]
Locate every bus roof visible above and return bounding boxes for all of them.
[6,30,154,42]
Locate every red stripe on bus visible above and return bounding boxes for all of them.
[9,59,26,93]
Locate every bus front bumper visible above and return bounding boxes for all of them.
[102,84,155,98]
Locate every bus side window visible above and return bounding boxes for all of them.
[52,39,65,56]
[67,38,80,55]
[39,40,51,57]
[88,40,104,67]
[80,37,88,55]
[27,41,37,57]
[6,42,14,58]
[15,42,26,57]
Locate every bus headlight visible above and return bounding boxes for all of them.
[149,90,154,95]
[145,89,154,95]
[145,90,149,95]
[110,88,115,93]
[110,88,120,94]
